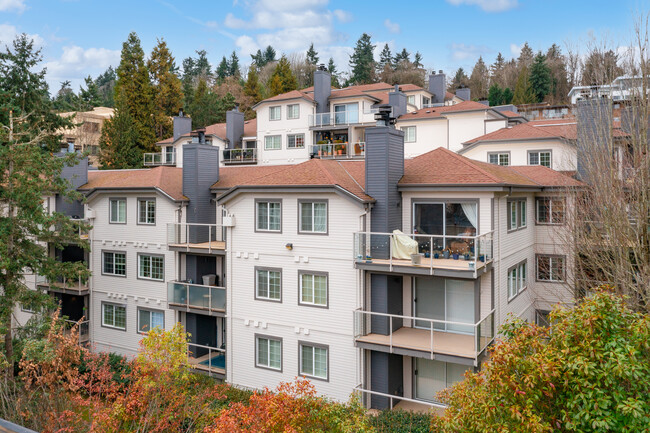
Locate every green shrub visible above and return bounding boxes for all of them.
[369,409,434,432]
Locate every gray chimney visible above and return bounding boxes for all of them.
[456,86,471,101]
[314,65,331,114]
[226,105,245,149]
[577,99,612,182]
[388,84,407,118]
[182,143,219,230]
[56,155,89,219]
[173,110,192,142]
[428,71,446,104]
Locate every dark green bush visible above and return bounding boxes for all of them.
[369,409,434,433]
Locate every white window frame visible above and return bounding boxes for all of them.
[299,200,328,234]
[287,104,300,120]
[299,272,328,307]
[403,126,416,143]
[102,303,126,330]
[507,199,527,231]
[255,200,282,232]
[138,254,164,281]
[507,260,527,301]
[264,135,281,150]
[287,133,305,149]
[528,150,552,168]
[488,152,510,166]
[269,106,281,121]
[109,198,126,224]
[536,255,565,282]
[407,95,416,105]
[255,335,282,371]
[137,198,156,225]
[299,342,328,381]
[535,197,565,225]
[102,251,126,276]
[137,308,165,334]
[255,268,282,302]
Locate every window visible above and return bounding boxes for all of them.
[256,268,281,301]
[528,151,552,168]
[507,199,527,231]
[422,96,431,106]
[102,303,126,330]
[507,261,527,300]
[299,272,328,307]
[407,95,416,105]
[403,126,416,143]
[537,255,565,282]
[536,197,565,224]
[102,251,126,276]
[264,135,281,150]
[137,309,164,333]
[256,335,282,370]
[269,106,281,121]
[412,202,478,252]
[256,200,281,232]
[109,198,126,224]
[300,343,328,380]
[488,152,509,166]
[164,146,175,164]
[287,104,300,120]
[138,254,164,281]
[287,133,305,149]
[137,198,156,224]
[299,201,327,234]
[535,309,551,327]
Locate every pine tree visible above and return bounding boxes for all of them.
[306,43,319,65]
[0,34,89,364]
[194,49,212,82]
[413,52,423,68]
[228,51,240,77]
[349,33,375,85]
[394,48,410,65]
[95,66,116,107]
[327,57,341,88]
[529,52,552,103]
[263,46,277,64]
[113,32,156,160]
[512,65,536,104]
[469,56,489,100]
[79,76,102,109]
[378,43,393,73]
[99,93,141,168]
[502,87,514,104]
[268,55,298,96]
[487,83,503,106]
[449,67,469,91]
[216,56,229,80]
[244,66,262,104]
[148,38,184,140]
[52,80,80,111]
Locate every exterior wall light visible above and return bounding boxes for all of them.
[285,243,293,250]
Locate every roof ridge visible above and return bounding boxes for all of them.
[313,159,338,185]
[439,148,503,183]
[335,160,364,192]
[507,166,543,186]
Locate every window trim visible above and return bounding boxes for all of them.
[298,341,329,382]
[507,260,528,302]
[507,198,527,232]
[101,250,127,277]
[527,149,553,168]
[254,266,283,303]
[287,133,305,149]
[487,151,510,166]
[254,199,283,233]
[264,135,282,150]
[297,270,329,308]
[286,104,300,120]
[137,253,165,282]
[269,106,281,121]
[536,254,566,283]
[403,126,416,143]
[297,199,329,235]
[535,196,566,225]
[255,333,283,372]
[101,302,127,331]
[136,307,165,334]
[109,197,127,224]
[136,197,156,225]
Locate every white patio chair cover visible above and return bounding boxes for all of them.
[391,229,419,259]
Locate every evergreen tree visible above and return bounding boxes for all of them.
[228,51,240,77]
[99,93,141,168]
[512,65,536,104]
[112,32,156,161]
[529,52,552,103]
[502,87,514,104]
[147,38,183,140]
[79,76,102,109]
[487,83,503,106]
[469,56,489,100]
[306,43,319,65]
[517,42,534,69]
[52,80,80,111]
[194,49,212,82]
[490,52,506,87]
[449,67,469,91]
[263,45,277,64]
[95,66,116,107]
[181,56,196,108]
[413,52,423,68]
[268,55,298,96]
[251,49,264,67]
[216,56,229,80]
[244,66,263,104]
[189,79,220,129]
[378,43,393,72]
[217,92,236,122]
[349,33,375,85]
[394,48,410,65]
[0,34,88,364]
[327,57,341,88]
[545,44,570,103]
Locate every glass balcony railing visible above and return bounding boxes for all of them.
[308,110,361,127]
[187,342,225,376]
[222,148,257,164]
[143,151,176,166]
[309,142,365,159]
[167,281,226,313]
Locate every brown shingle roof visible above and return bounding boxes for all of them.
[156,119,257,146]
[255,90,315,105]
[398,100,491,120]
[463,122,577,145]
[80,166,186,201]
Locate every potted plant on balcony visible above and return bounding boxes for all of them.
[443,248,450,259]
[316,140,328,157]
[452,249,460,260]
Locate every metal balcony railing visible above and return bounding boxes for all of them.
[353,231,494,276]
[36,272,90,294]
[308,110,360,127]
[223,148,257,164]
[167,223,225,254]
[353,309,495,360]
[353,384,447,411]
[62,319,90,344]
[143,151,176,166]
[187,342,225,376]
[168,281,226,313]
[309,142,365,159]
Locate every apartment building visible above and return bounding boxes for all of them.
[59,107,114,165]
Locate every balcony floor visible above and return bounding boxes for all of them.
[367,257,488,272]
[168,241,226,253]
[189,352,225,376]
[37,281,89,295]
[357,327,477,358]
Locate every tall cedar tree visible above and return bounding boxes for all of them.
[469,56,489,100]
[0,34,90,365]
[529,52,552,103]
[349,33,375,85]
[306,43,319,65]
[111,32,156,164]
[378,43,393,72]
[216,56,229,80]
[243,66,263,106]
[99,93,141,168]
[148,39,183,140]
[228,51,240,77]
[512,64,536,104]
[268,55,298,96]
[79,76,102,110]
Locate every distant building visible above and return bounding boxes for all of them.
[59,107,114,165]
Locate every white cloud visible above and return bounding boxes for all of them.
[235,35,259,56]
[450,43,490,61]
[384,19,400,34]
[446,0,517,12]
[0,0,26,13]
[333,9,352,23]
[510,43,523,56]
[0,23,43,48]
[44,45,120,91]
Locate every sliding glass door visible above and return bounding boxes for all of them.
[413,277,474,334]
[415,359,470,402]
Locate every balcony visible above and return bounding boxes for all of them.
[63,319,90,345]
[309,142,365,159]
[187,342,225,377]
[167,223,226,255]
[143,151,176,167]
[353,231,494,278]
[36,273,89,295]
[167,281,225,315]
[308,110,363,128]
[354,385,447,414]
[353,310,495,364]
[222,148,257,165]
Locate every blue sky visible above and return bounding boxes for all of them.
[0,0,642,93]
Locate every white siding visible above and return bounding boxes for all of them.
[460,139,577,172]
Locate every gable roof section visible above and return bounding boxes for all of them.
[79,166,186,201]
[462,122,577,147]
[398,100,491,121]
[156,119,257,146]
[252,90,315,108]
